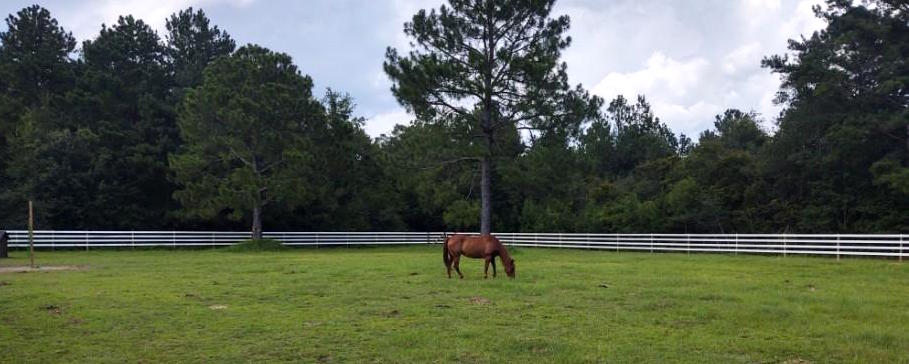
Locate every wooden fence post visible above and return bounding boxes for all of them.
[0,230,8,258]
[29,200,35,268]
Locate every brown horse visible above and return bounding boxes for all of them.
[442,234,515,279]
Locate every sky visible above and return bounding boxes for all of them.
[1,0,826,139]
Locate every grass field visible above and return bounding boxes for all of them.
[1,246,908,363]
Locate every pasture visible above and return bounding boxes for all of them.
[1,246,908,363]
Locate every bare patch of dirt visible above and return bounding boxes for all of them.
[469,296,491,305]
[208,304,228,310]
[0,265,86,274]
[0,281,9,287]
[43,304,62,315]
[456,352,483,363]
[781,358,812,364]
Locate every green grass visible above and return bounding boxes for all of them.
[1,246,908,363]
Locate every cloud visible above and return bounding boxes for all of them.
[782,0,827,39]
[562,0,827,139]
[54,0,256,42]
[593,52,710,101]
[745,0,783,11]
[364,109,412,139]
[590,52,716,136]
[722,42,762,75]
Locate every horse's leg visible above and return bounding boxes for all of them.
[453,255,464,279]
[491,258,497,278]
[484,258,490,279]
[446,254,452,279]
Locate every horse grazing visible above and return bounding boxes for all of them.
[442,234,515,279]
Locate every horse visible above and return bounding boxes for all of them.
[442,234,515,279]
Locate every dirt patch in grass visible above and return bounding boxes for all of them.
[469,296,491,305]
[0,265,86,274]
[781,358,812,364]
[384,309,400,317]
[43,304,62,315]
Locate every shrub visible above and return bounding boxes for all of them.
[222,238,287,252]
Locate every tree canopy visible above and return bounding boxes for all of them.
[171,45,321,238]
[384,0,601,234]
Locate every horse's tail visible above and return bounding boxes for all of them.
[442,234,451,268]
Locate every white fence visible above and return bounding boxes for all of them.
[2,231,445,249]
[2,231,907,259]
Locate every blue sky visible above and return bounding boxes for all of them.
[1,0,825,139]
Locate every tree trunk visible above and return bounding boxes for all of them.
[479,1,495,236]
[480,154,492,235]
[251,205,263,240]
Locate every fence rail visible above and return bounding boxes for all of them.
[2,230,906,259]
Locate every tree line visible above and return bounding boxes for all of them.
[1,0,907,235]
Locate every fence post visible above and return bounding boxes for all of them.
[783,234,787,257]
[836,234,840,261]
[28,201,34,267]
[0,231,8,258]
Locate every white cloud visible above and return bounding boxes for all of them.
[364,108,412,138]
[590,52,715,136]
[783,0,827,40]
[746,0,783,10]
[593,52,710,100]
[60,0,256,42]
[722,42,762,75]
[654,100,721,137]
[560,0,828,139]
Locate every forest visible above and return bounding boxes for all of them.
[0,0,907,234]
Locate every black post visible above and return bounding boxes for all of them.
[1,231,8,258]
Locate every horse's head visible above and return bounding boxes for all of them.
[505,258,515,278]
